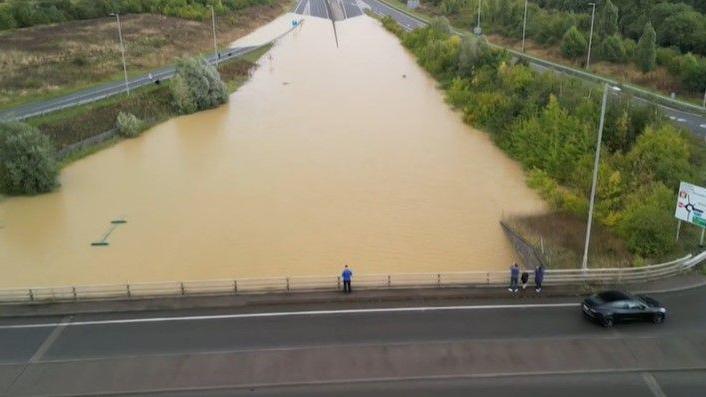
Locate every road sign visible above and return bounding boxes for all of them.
[675,181,706,228]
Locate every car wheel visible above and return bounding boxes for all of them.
[653,313,665,324]
[602,316,614,328]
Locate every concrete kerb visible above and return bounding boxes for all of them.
[1,272,703,319]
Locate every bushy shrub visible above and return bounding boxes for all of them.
[599,35,626,62]
[561,26,587,59]
[115,111,143,138]
[0,122,59,195]
[170,57,228,114]
[618,183,676,257]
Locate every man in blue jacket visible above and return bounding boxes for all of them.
[508,263,520,293]
[342,265,353,293]
[535,264,545,293]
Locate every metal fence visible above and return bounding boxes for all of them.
[1,252,704,304]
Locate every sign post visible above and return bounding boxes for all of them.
[675,181,706,243]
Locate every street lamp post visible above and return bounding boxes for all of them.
[111,13,130,96]
[581,83,620,270]
[586,3,596,70]
[210,5,219,68]
[475,0,482,35]
[521,0,529,52]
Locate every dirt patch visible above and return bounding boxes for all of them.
[0,0,291,108]
[505,212,634,269]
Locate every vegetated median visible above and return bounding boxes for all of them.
[0,0,291,110]
[384,0,706,107]
[381,15,706,268]
[0,44,272,198]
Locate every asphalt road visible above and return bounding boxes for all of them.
[1,285,706,396]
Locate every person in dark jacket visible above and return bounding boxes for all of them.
[508,263,520,293]
[535,264,545,292]
[342,265,353,293]
[521,270,529,290]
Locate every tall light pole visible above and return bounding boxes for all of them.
[586,3,596,70]
[581,83,620,270]
[474,0,482,35]
[521,0,529,52]
[209,5,218,68]
[111,13,129,96]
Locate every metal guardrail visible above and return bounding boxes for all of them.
[373,0,706,117]
[1,252,704,304]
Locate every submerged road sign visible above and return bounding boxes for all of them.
[675,182,706,228]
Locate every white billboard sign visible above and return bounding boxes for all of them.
[675,181,706,228]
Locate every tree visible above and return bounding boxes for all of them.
[429,16,452,35]
[625,124,692,190]
[635,22,656,73]
[170,57,228,115]
[458,33,490,76]
[115,112,143,138]
[599,35,626,62]
[561,26,587,59]
[0,122,59,195]
[618,182,676,257]
[598,0,619,36]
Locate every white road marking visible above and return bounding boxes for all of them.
[700,124,706,129]
[29,317,71,363]
[677,118,686,122]
[0,303,579,330]
[642,372,667,397]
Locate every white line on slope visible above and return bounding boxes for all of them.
[0,303,579,330]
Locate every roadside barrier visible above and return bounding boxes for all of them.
[1,251,703,304]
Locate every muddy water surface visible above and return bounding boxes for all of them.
[0,16,545,288]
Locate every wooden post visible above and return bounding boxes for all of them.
[180,282,185,296]
[28,289,34,302]
[286,277,290,292]
[72,287,77,301]
[233,280,238,293]
[126,284,131,298]
[437,273,441,288]
[387,275,391,287]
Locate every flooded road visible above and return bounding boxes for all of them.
[0,15,545,288]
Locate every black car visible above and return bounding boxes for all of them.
[582,290,667,327]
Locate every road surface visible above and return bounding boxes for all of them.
[1,285,705,396]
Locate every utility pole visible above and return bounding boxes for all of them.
[111,13,129,96]
[581,84,614,270]
[475,0,482,35]
[210,5,219,68]
[586,3,596,70]
[521,0,529,52]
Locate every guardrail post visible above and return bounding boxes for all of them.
[387,275,391,287]
[437,273,441,288]
[28,288,34,302]
[286,277,290,292]
[337,276,341,291]
[486,272,490,285]
[72,287,77,301]
[180,282,185,296]
[233,280,238,294]
[126,284,131,298]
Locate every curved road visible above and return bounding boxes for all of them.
[1,285,706,396]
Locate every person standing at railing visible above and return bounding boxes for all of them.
[342,265,353,293]
[508,263,520,293]
[535,264,545,293]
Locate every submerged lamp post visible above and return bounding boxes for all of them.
[521,0,529,52]
[209,5,219,68]
[111,13,130,96]
[586,3,596,70]
[474,0,482,35]
[582,84,621,271]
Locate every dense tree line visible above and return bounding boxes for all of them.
[382,16,706,258]
[426,0,706,95]
[0,0,274,30]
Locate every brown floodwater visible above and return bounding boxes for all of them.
[0,15,545,288]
